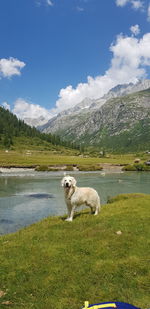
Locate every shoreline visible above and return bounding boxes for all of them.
[0,163,124,173]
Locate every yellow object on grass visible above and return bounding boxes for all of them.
[83,302,117,309]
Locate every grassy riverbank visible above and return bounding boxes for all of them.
[1,194,150,309]
[0,150,149,167]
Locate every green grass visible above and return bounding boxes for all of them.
[122,163,150,172]
[0,150,149,167]
[0,136,80,156]
[0,194,150,309]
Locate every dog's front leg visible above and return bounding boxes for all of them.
[65,202,76,222]
[65,201,72,221]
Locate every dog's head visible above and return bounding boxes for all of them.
[61,175,77,188]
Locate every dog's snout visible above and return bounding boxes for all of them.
[65,182,69,187]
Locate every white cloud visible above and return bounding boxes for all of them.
[13,98,53,121]
[147,3,150,21]
[116,0,144,10]
[76,6,84,12]
[130,24,140,35]
[131,0,144,10]
[109,33,150,75]
[36,0,54,7]
[46,0,53,6]
[0,57,25,78]
[1,102,11,111]
[116,0,130,6]
[52,32,150,115]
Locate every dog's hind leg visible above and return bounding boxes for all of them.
[94,194,101,215]
[94,201,101,215]
[85,201,96,214]
[87,200,100,216]
[89,205,95,214]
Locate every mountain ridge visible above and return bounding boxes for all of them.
[38,79,150,132]
[40,86,150,152]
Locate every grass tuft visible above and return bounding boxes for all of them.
[122,163,150,172]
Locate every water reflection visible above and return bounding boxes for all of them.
[25,193,54,199]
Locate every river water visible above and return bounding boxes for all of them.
[0,169,150,234]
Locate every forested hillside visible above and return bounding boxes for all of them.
[0,106,79,151]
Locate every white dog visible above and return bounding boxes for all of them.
[61,175,101,221]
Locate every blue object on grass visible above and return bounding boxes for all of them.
[82,302,141,309]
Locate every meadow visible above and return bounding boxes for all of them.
[0,150,149,167]
[0,194,150,309]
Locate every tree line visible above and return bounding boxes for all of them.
[0,106,81,150]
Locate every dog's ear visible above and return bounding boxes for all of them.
[71,177,77,187]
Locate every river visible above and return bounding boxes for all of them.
[0,169,150,234]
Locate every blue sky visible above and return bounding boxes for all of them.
[0,0,150,121]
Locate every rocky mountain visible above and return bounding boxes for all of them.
[40,87,150,152]
[102,79,150,100]
[24,116,48,127]
[85,79,150,110]
[39,79,150,133]
[34,79,150,132]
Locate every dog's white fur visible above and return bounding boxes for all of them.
[61,175,101,221]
